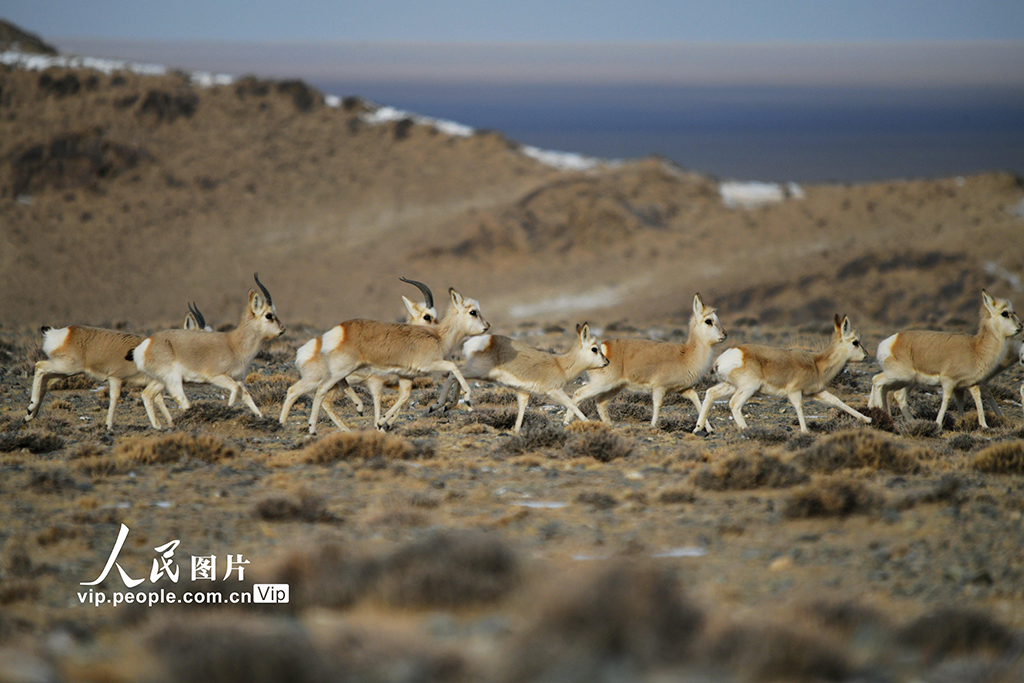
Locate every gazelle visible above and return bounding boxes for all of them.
[888,338,1023,423]
[868,290,1022,429]
[695,315,871,434]
[565,294,726,428]
[428,323,609,433]
[293,278,440,431]
[25,302,214,430]
[279,287,488,434]
[131,274,285,428]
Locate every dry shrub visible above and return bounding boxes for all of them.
[563,423,634,462]
[49,374,95,391]
[495,419,566,457]
[145,615,327,683]
[897,608,1017,662]
[792,429,922,474]
[782,477,885,518]
[501,563,704,682]
[709,622,851,682]
[284,431,427,465]
[252,489,336,523]
[269,532,520,612]
[862,406,896,433]
[475,388,517,405]
[465,407,548,432]
[74,455,124,476]
[0,430,65,454]
[29,467,76,493]
[971,441,1024,474]
[656,416,691,433]
[244,372,292,406]
[609,395,653,423]
[174,401,243,428]
[400,419,438,437]
[657,487,696,504]
[372,531,521,609]
[575,491,618,510]
[804,600,891,638]
[898,419,942,438]
[0,580,40,605]
[741,426,792,445]
[115,433,238,465]
[47,398,73,412]
[691,451,807,491]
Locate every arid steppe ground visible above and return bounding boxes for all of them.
[2,31,1024,682]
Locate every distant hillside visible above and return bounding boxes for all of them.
[1,30,1022,334]
[0,19,57,54]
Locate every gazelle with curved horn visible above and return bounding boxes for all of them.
[297,278,440,430]
[26,304,213,430]
[130,273,286,427]
[184,302,213,332]
[280,287,488,434]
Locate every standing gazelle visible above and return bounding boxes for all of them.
[131,274,286,427]
[868,290,1022,430]
[695,315,871,434]
[428,323,609,433]
[279,287,488,434]
[289,278,440,431]
[566,294,726,428]
[25,302,214,430]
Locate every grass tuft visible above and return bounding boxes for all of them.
[792,429,923,474]
[563,423,634,462]
[782,477,885,518]
[115,433,238,465]
[691,451,807,491]
[971,440,1024,474]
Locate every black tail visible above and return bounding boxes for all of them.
[40,326,51,335]
[125,349,134,362]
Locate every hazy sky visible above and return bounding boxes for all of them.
[7,0,1024,42]
[6,1,1024,86]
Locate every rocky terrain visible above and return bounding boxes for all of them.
[2,21,1024,683]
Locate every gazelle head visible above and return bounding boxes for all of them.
[184,302,213,331]
[833,314,867,362]
[575,322,609,370]
[980,289,1023,338]
[248,273,286,338]
[691,293,727,345]
[399,277,438,326]
[447,287,489,336]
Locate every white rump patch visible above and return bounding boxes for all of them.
[322,326,345,352]
[133,338,152,371]
[463,335,492,358]
[715,347,745,379]
[41,327,70,356]
[295,338,319,368]
[876,334,898,365]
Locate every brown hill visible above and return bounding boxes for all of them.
[1,57,1023,335]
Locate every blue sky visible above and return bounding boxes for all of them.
[7,0,1024,43]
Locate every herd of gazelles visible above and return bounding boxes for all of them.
[24,274,1024,438]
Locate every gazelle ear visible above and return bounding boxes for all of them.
[449,288,465,308]
[184,312,199,330]
[693,293,704,317]
[401,295,417,318]
[841,316,852,336]
[577,322,590,341]
[981,289,997,311]
[248,289,264,316]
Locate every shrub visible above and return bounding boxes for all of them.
[691,451,807,491]
[782,477,885,518]
[563,423,634,462]
[792,429,922,474]
[115,433,238,465]
[971,441,1024,474]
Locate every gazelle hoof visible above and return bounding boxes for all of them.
[693,428,709,437]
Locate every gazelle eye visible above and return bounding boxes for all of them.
[852,340,860,347]
[1002,311,1010,318]
[470,310,478,317]
[592,347,598,353]
[265,313,274,321]
[704,319,712,325]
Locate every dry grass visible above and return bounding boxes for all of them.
[244,371,293,406]
[276,431,428,466]
[575,491,618,510]
[252,489,337,523]
[501,563,704,682]
[562,422,635,462]
[782,477,886,518]
[898,419,943,438]
[0,429,65,454]
[691,450,808,491]
[792,429,924,474]
[897,608,1017,662]
[971,441,1024,474]
[114,433,238,465]
[709,622,852,682]
[495,418,566,457]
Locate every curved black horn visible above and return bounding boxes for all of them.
[399,277,433,309]
[188,302,207,330]
[253,272,273,306]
